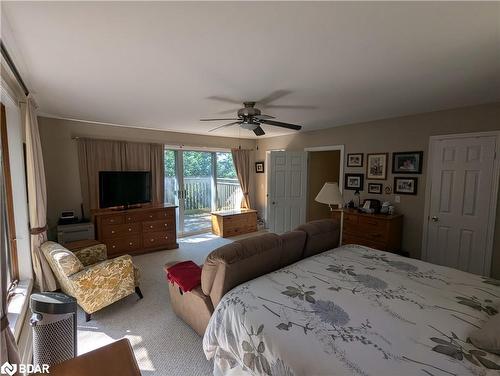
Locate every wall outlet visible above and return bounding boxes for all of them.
[394,195,401,203]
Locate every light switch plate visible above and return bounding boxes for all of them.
[395,195,401,203]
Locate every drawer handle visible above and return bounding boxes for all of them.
[128,228,132,231]
[129,242,133,246]
[110,219,115,223]
[165,236,168,239]
[150,238,155,242]
[112,245,116,249]
[149,215,153,218]
[164,224,167,227]
[127,217,131,221]
[150,225,154,229]
[111,230,115,234]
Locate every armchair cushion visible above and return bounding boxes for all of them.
[74,244,107,266]
[43,242,84,277]
[70,255,136,314]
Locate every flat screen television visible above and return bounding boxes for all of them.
[99,171,151,209]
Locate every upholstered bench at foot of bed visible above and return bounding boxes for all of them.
[165,261,214,336]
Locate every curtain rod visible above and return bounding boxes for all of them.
[71,136,253,151]
[0,40,29,97]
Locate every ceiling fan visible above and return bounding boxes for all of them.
[201,102,302,136]
[200,91,314,136]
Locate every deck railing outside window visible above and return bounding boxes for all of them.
[164,176,242,212]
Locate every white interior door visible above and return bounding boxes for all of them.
[424,135,498,275]
[268,151,308,233]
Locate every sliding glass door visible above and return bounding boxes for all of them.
[164,148,242,237]
[181,151,214,234]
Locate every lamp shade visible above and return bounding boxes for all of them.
[315,182,343,207]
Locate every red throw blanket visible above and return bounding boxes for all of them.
[166,261,202,292]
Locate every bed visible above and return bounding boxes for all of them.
[203,244,500,376]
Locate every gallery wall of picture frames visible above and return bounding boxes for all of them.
[345,151,423,196]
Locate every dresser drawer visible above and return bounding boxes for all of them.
[142,231,175,248]
[223,223,257,237]
[155,209,175,220]
[358,216,387,231]
[342,234,386,251]
[142,219,173,233]
[101,214,124,226]
[125,211,150,223]
[105,235,141,255]
[345,225,389,242]
[343,213,359,225]
[101,223,141,239]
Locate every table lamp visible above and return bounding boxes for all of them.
[315,182,344,210]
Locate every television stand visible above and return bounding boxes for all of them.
[92,204,178,257]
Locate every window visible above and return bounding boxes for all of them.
[215,152,242,211]
[0,103,18,289]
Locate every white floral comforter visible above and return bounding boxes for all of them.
[203,245,500,376]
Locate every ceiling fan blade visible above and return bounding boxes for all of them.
[260,119,302,131]
[200,118,238,121]
[254,114,275,119]
[253,126,265,136]
[208,121,240,132]
[258,90,292,105]
[264,104,317,110]
[206,96,242,104]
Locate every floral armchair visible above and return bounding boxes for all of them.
[41,241,143,321]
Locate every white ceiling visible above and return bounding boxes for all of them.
[2,2,500,138]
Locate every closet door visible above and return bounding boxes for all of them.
[268,151,308,233]
[425,135,497,275]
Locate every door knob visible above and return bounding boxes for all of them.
[431,216,439,222]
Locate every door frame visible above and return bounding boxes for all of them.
[304,145,345,195]
[264,145,345,227]
[421,131,500,276]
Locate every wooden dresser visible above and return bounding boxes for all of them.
[93,205,178,257]
[211,209,258,238]
[332,209,403,252]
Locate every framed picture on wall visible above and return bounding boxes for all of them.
[344,173,364,190]
[394,177,418,195]
[255,161,265,173]
[366,153,388,180]
[347,153,363,167]
[392,151,423,174]
[368,183,383,194]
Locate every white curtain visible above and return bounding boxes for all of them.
[24,95,57,291]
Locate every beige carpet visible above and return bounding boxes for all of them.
[76,231,263,376]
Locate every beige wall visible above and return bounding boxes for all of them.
[255,102,500,277]
[38,117,256,238]
[307,150,340,221]
[39,103,500,277]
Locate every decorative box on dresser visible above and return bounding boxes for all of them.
[93,204,178,257]
[332,209,403,252]
[211,209,258,238]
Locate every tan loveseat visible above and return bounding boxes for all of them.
[166,219,340,335]
[41,241,142,321]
